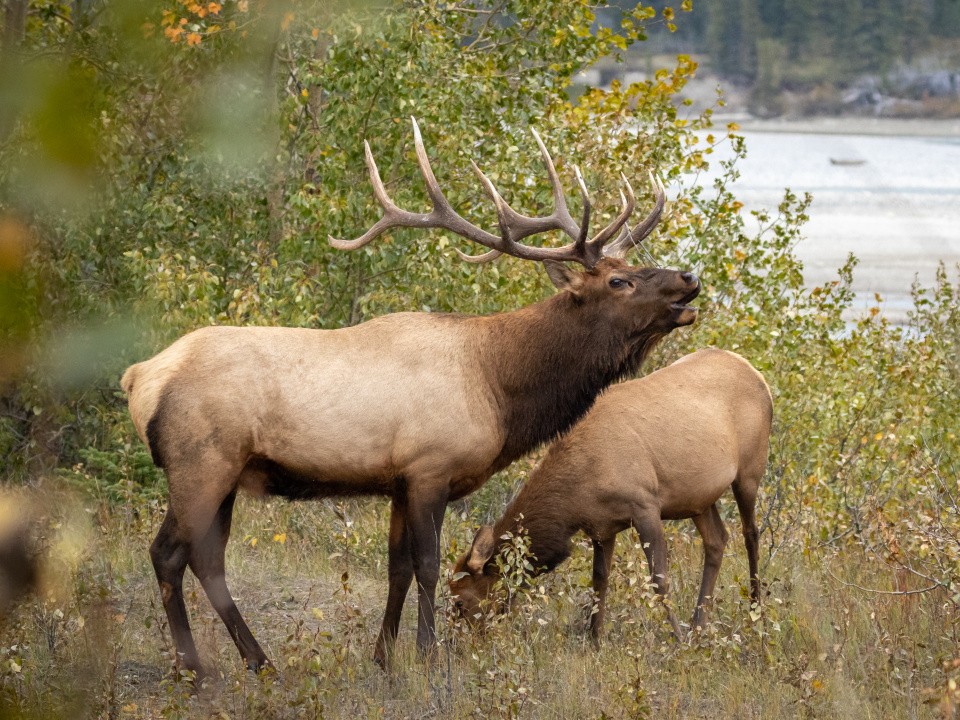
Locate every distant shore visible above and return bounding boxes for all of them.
[727,116,960,138]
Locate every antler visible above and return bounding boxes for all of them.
[330,117,646,269]
[602,172,666,259]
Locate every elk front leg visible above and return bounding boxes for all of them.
[590,535,617,646]
[406,491,448,658]
[633,512,682,640]
[374,499,413,669]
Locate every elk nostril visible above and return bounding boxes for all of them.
[680,271,697,284]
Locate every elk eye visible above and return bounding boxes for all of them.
[609,278,629,289]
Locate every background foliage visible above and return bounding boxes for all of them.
[1,1,959,718]
[637,0,960,82]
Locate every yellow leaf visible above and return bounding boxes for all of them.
[273,532,287,544]
[250,537,257,547]
[122,704,138,713]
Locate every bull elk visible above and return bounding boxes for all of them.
[121,118,701,675]
[451,348,771,640]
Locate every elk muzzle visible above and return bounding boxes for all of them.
[670,272,701,326]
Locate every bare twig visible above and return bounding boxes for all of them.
[825,568,942,597]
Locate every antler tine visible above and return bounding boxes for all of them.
[604,172,665,259]
[588,173,636,251]
[455,247,503,263]
[572,165,590,255]
[628,172,665,243]
[411,117,451,211]
[530,128,579,237]
[363,140,394,211]
[329,141,407,250]
[470,159,509,215]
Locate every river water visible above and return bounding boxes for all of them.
[696,124,960,323]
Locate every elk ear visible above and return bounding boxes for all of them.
[465,525,497,574]
[543,260,584,293]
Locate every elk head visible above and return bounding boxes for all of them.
[449,525,502,625]
[330,117,701,324]
[541,257,700,337]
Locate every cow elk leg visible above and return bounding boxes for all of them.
[633,512,683,640]
[691,503,729,628]
[374,498,413,668]
[407,491,448,658]
[733,472,762,605]
[188,491,270,672]
[589,534,617,646]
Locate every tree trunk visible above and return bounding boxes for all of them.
[0,0,28,142]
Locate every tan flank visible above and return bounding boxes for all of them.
[452,348,772,641]
[122,118,702,676]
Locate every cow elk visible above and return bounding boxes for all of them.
[451,348,771,641]
[121,118,701,675]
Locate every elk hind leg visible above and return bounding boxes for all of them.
[150,511,201,673]
[732,472,762,605]
[188,490,270,671]
[691,503,728,628]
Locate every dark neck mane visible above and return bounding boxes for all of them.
[479,291,664,470]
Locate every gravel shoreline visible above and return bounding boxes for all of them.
[731,116,960,138]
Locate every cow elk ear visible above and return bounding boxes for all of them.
[543,260,585,294]
[465,525,497,574]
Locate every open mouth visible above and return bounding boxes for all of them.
[670,282,702,312]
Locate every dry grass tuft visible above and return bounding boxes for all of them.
[2,483,957,719]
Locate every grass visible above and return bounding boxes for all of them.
[2,476,958,720]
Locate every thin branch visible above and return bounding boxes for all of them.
[825,568,942,597]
